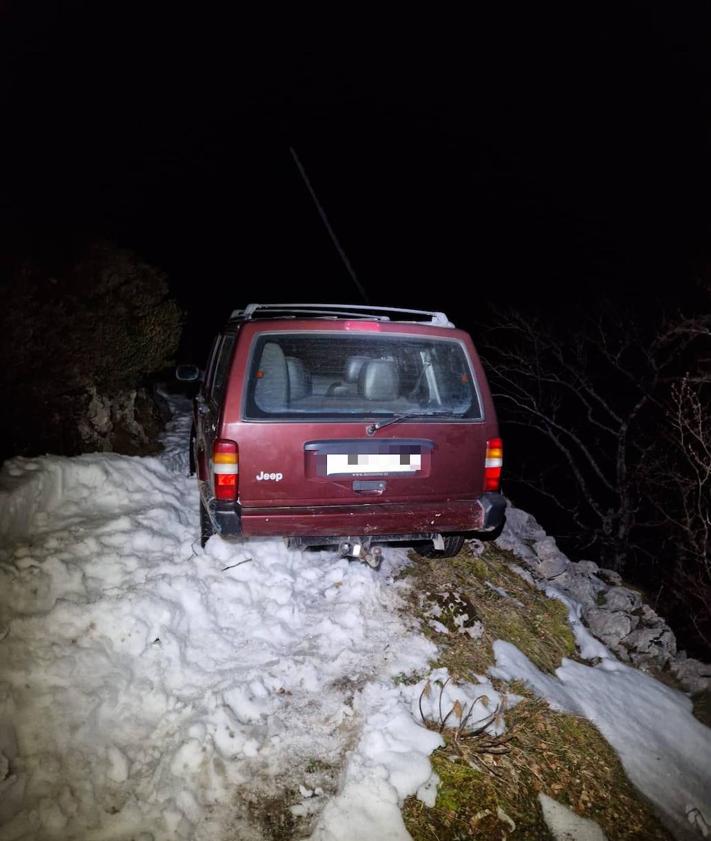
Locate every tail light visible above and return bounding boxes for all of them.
[484,437,503,492]
[213,439,239,501]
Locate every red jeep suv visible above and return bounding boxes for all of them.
[177,304,505,564]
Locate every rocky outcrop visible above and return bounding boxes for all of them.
[494,503,711,695]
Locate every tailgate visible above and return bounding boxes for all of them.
[235,423,486,507]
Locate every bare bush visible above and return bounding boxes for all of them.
[644,311,711,649]
[480,306,666,569]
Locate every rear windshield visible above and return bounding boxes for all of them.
[244,332,482,420]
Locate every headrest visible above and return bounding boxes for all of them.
[344,355,370,383]
[254,342,288,411]
[359,359,399,401]
[286,356,311,401]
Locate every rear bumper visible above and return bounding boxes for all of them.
[214,492,506,538]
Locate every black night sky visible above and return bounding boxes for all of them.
[2,5,710,359]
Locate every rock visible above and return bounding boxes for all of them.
[76,386,167,456]
[583,607,635,646]
[495,504,711,686]
[622,626,677,666]
[670,656,711,694]
[81,386,113,444]
[464,621,485,640]
[597,568,623,586]
[574,560,601,576]
[495,528,540,568]
[637,604,663,626]
[501,506,548,543]
[629,650,674,670]
[430,590,479,634]
[555,571,606,609]
[603,587,642,613]
[532,537,570,578]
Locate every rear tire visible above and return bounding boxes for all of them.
[200,498,214,547]
[415,534,465,559]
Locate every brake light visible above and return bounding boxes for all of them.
[343,321,381,331]
[484,437,503,492]
[213,439,239,501]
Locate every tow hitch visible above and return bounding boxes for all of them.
[338,540,383,570]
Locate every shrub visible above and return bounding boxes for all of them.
[0,241,182,459]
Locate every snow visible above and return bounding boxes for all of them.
[0,396,452,840]
[538,793,608,841]
[542,584,610,661]
[311,682,444,841]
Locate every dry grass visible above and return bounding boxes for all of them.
[401,542,576,677]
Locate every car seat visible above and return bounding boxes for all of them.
[359,359,400,401]
[327,355,370,396]
[286,356,311,402]
[254,342,289,411]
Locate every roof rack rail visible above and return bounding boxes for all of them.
[229,303,454,328]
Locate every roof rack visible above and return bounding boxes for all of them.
[229,303,454,328]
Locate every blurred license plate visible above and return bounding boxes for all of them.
[326,453,422,475]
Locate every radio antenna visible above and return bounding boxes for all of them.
[289,146,369,303]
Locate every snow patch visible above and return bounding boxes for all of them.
[538,792,608,841]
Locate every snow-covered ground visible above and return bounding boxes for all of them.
[0,397,499,841]
[1,396,709,840]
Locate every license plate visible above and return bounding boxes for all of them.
[326,452,422,475]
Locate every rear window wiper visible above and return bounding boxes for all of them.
[366,411,458,436]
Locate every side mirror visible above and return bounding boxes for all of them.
[175,364,201,382]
